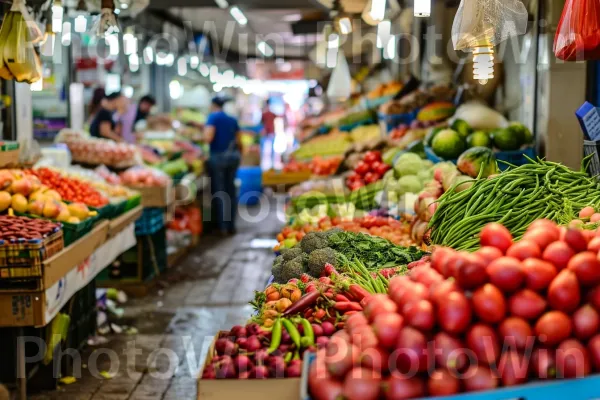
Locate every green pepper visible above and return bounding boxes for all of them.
[281,318,301,348]
[299,318,314,347]
[284,351,293,363]
[267,319,282,354]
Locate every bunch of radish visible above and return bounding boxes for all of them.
[308,219,600,399]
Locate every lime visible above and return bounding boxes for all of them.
[493,127,523,151]
[466,131,492,148]
[431,129,466,159]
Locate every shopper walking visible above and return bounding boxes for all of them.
[260,98,277,170]
[89,92,127,142]
[205,97,241,235]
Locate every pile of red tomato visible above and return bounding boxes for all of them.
[346,151,390,191]
[283,156,342,177]
[28,168,109,208]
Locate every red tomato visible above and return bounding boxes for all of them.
[355,161,369,176]
[370,161,383,173]
[363,151,380,164]
[364,172,379,184]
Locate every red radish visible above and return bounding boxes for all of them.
[233,354,251,372]
[508,289,547,320]
[572,304,600,340]
[475,246,503,264]
[316,337,330,348]
[480,223,513,253]
[570,220,584,229]
[506,240,541,261]
[428,369,460,396]
[548,269,581,313]
[433,332,468,371]
[254,349,269,363]
[372,312,404,348]
[312,324,324,337]
[542,241,575,270]
[235,337,248,349]
[346,313,369,335]
[472,284,506,324]
[588,236,600,252]
[437,291,472,334]
[535,311,572,346]
[522,258,557,291]
[363,294,397,322]
[285,361,302,378]
[498,317,534,351]
[403,300,435,331]
[267,355,286,378]
[487,257,525,293]
[215,338,237,355]
[214,357,236,378]
[230,325,247,338]
[497,350,529,386]
[429,279,460,305]
[455,253,488,289]
[591,213,600,223]
[382,375,425,400]
[529,219,559,232]
[445,252,468,279]
[580,206,596,219]
[567,251,600,286]
[389,282,428,309]
[466,324,500,365]
[587,335,600,370]
[389,276,411,292]
[321,322,335,336]
[564,229,588,252]
[394,327,430,373]
[360,346,390,373]
[325,337,359,378]
[309,362,343,400]
[556,339,591,378]
[351,325,379,350]
[523,228,559,250]
[430,247,456,275]
[530,348,556,379]
[463,365,498,392]
[342,367,381,400]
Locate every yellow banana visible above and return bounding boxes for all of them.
[6,12,33,82]
[0,12,15,80]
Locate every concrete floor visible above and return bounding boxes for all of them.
[29,201,284,400]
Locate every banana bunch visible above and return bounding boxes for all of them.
[0,9,42,83]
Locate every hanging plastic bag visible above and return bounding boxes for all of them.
[452,0,528,51]
[554,0,600,61]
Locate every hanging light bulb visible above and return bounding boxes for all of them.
[61,21,71,45]
[177,57,187,76]
[107,34,119,55]
[129,53,139,72]
[31,77,43,92]
[199,63,210,77]
[473,45,494,85]
[143,46,154,64]
[337,16,352,35]
[326,33,339,68]
[52,0,64,33]
[370,0,386,22]
[384,35,396,59]
[376,20,391,48]
[414,0,431,17]
[123,30,137,55]
[74,15,87,33]
[41,21,56,57]
[210,65,219,82]
[190,55,199,69]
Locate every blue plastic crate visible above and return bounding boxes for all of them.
[300,351,600,400]
[425,145,537,171]
[379,110,419,132]
[135,208,165,236]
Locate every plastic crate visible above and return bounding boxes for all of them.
[135,207,165,236]
[584,140,600,177]
[0,228,63,279]
[124,194,142,212]
[425,145,536,171]
[62,215,99,246]
[238,166,263,206]
[299,351,600,400]
[378,110,419,132]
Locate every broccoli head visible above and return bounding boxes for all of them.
[307,247,337,277]
[300,232,329,254]
[280,255,307,283]
[320,227,343,240]
[272,255,284,282]
[281,247,304,262]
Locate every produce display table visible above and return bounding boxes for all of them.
[0,218,137,400]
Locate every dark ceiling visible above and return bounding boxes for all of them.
[148,0,327,10]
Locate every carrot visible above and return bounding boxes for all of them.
[333,302,363,312]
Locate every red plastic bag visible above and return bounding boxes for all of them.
[554,0,600,61]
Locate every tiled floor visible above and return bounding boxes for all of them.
[29,200,284,400]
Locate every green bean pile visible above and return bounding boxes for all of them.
[429,157,600,251]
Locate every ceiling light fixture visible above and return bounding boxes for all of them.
[214,0,229,8]
[337,16,352,35]
[473,45,494,85]
[376,20,391,48]
[370,0,386,22]
[143,46,154,64]
[177,57,187,76]
[229,6,248,26]
[257,41,274,57]
[384,35,396,59]
[123,30,137,55]
[74,15,87,33]
[326,33,339,69]
[327,51,351,102]
[61,21,71,46]
[199,63,210,77]
[52,0,64,33]
[190,55,200,69]
[283,13,302,22]
[414,0,431,17]
[129,54,140,72]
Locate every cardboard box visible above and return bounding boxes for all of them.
[0,292,44,326]
[197,332,301,400]
[43,220,109,289]
[128,182,174,208]
[0,149,20,167]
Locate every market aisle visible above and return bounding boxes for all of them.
[29,198,284,400]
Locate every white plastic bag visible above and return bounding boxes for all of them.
[452,0,528,51]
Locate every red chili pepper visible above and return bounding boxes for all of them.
[333,302,363,312]
[347,284,371,301]
[308,317,314,323]
[319,277,332,286]
[323,292,334,299]
[336,322,345,330]
[304,308,313,318]
[335,294,351,302]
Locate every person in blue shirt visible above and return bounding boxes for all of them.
[204,97,242,235]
